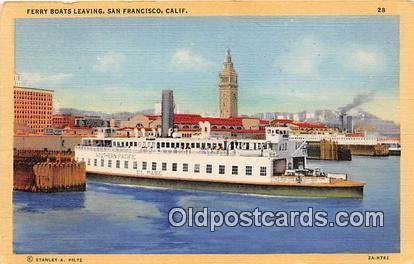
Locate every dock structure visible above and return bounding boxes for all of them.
[347,144,389,156]
[307,140,352,161]
[13,150,86,192]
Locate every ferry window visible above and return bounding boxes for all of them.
[191,143,195,148]
[181,143,185,149]
[142,162,147,170]
[194,164,200,173]
[100,159,104,167]
[166,142,170,148]
[232,166,238,175]
[152,162,157,170]
[206,164,212,174]
[207,143,211,149]
[162,163,167,171]
[130,141,133,146]
[87,159,90,165]
[134,142,137,147]
[245,166,252,176]
[201,143,206,149]
[94,159,97,166]
[133,161,137,170]
[183,163,188,172]
[121,142,124,147]
[161,142,165,148]
[172,163,177,171]
[157,142,160,148]
[108,160,112,168]
[196,143,200,148]
[116,160,120,168]
[260,167,267,176]
[124,161,129,169]
[219,165,225,174]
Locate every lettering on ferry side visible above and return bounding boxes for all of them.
[136,170,162,176]
[95,152,136,160]
[95,152,117,159]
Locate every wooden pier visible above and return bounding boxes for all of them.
[13,150,86,192]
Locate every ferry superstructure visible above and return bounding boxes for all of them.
[74,125,365,198]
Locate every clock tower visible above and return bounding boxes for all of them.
[219,49,238,118]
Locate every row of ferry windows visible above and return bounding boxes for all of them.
[106,141,272,150]
[112,141,225,149]
[83,158,267,176]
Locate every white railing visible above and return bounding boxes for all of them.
[75,145,276,157]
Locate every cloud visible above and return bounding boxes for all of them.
[276,36,324,76]
[19,72,73,86]
[170,49,212,70]
[337,44,386,74]
[353,50,378,66]
[344,48,384,72]
[94,51,126,73]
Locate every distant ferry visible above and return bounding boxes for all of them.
[290,133,381,145]
[74,124,365,198]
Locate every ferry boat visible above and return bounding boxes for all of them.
[74,124,365,198]
[290,133,380,145]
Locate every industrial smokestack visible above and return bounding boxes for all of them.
[346,115,353,133]
[339,113,346,132]
[161,90,174,138]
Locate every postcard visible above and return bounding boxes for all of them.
[1,1,413,263]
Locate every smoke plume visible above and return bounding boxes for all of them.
[339,92,375,113]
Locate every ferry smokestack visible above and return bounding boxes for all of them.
[161,90,174,138]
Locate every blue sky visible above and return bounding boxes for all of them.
[15,17,399,121]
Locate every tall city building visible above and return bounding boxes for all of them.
[14,86,53,134]
[219,49,238,118]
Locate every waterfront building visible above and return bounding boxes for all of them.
[52,114,77,129]
[270,119,336,135]
[119,113,266,139]
[219,49,238,118]
[75,116,106,127]
[14,86,53,134]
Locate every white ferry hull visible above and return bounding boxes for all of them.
[86,172,364,199]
